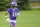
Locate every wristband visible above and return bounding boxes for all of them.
[5,16,8,17]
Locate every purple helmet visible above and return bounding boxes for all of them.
[11,1,17,7]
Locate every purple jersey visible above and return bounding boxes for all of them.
[7,8,19,20]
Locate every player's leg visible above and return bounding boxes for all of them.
[9,22,12,27]
[10,24,12,27]
[11,22,15,27]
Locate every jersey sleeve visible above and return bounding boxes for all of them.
[17,8,20,16]
[7,8,11,13]
[17,8,19,13]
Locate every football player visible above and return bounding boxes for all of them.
[5,1,19,27]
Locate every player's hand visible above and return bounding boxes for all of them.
[6,18,10,22]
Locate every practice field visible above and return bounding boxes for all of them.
[0,11,40,27]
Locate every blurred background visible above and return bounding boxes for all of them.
[0,0,40,11]
[0,0,40,27]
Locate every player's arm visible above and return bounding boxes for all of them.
[17,9,20,16]
[5,11,10,22]
[15,9,20,17]
[5,8,10,19]
[5,11,8,19]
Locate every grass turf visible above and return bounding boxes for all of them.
[0,11,40,27]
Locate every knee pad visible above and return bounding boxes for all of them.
[11,22,15,26]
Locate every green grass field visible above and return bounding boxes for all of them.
[0,11,40,27]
